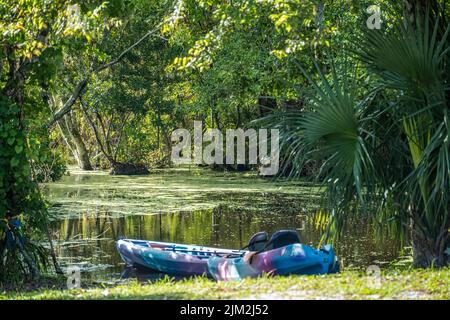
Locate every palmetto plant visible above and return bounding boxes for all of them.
[266,11,450,267]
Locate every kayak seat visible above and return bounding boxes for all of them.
[263,230,300,251]
[242,231,268,251]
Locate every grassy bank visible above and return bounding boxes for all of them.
[2,268,449,300]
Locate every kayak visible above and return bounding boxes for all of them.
[208,242,339,281]
[207,243,339,281]
[117,230,340,279]
[116,239,245,276]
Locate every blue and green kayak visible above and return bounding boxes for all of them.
[117,230,339,280]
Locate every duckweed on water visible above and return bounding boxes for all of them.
[44,167,319,219]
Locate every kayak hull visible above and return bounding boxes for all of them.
[207,243,339,281]
[116,239,244,276]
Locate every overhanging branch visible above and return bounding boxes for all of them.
[46,24,163,128]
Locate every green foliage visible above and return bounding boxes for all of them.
[0,95,49,284]
[0,0,118,283]
[268,7,450,266]
[30,137,68,183]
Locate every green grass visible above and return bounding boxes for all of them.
[2,268,449,300]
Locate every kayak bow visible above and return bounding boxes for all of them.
[116,239,246,276]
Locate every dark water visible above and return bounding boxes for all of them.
[46,169,401,282]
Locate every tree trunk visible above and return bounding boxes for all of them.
[65,113,93,171]
[51,96,93,171]
[72,136,93,170]
[411,219,449,268]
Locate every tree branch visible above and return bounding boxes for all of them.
[93,24,162,74]
[46,23,163,128]
[46,79,87,128]
[79,97,114,165]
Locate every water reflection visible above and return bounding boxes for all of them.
[51,206,399,281]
